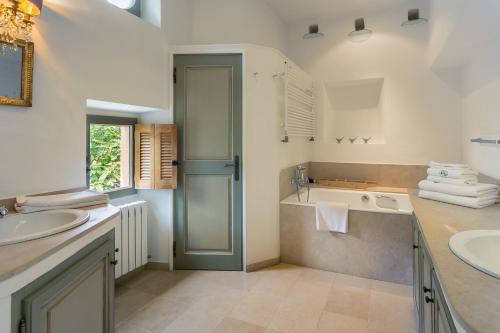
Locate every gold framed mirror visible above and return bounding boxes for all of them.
[0,41,34,107]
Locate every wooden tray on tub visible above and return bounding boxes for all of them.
[316,179,377,190]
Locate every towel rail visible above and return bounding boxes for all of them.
[470,138,500,144]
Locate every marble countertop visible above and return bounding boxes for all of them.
[0,204,120,283]
[410,190,500,333]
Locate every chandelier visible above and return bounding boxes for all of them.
[0,0,43,54]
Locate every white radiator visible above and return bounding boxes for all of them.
[115,201,148,279]
[283,60,316,141]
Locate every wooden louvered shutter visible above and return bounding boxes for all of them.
[134,124,155,189]
[154,124,178,189]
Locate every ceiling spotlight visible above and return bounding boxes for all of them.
[303,24,324,39]
[348,18,372,43]
[401,9,428,27]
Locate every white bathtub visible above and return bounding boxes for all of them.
[281,187,414,215]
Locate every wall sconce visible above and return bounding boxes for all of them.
[303,24,324,39]
[0,0,43,53]
[348,18,372,43]
[401,9,428,27]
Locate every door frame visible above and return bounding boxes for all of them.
[169,46,248,271]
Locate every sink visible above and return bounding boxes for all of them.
[449,230,500,279]
[0,210,90,246]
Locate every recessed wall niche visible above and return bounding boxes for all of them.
[323,78,385,144]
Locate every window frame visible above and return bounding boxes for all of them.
[86,115,138,199]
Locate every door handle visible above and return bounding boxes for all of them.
[225,156,240,181]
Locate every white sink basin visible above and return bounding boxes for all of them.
[0,210,90,246]
[449,230,500,279]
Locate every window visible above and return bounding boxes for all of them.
[107,0,141,17]
[86,115,138,198]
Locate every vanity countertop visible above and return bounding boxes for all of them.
[0,204,119,283]
[409,190,500,333]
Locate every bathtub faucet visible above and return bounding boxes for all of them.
[291,165,310,203]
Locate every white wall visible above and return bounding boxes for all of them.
[165,0,287,53]
[0,0,167,198]
[286,2,463,165]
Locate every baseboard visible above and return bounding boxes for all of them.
[146,262,170,270]
[245,257,280,272]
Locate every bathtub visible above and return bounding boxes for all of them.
[281,187,413,215]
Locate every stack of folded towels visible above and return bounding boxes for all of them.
[418,162,499,209]
[15,190,109,214]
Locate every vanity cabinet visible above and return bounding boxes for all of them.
[412,214,457,333]
[11,231,115,333]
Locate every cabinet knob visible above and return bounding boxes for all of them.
[413,245,419,249]
[115,248,119,253]
[423,286,431,293]
[425,296,434,303]
[110,260,118,266]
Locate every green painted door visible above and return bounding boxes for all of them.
[174,54,243,271]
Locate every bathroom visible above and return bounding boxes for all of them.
[0,0,499,332]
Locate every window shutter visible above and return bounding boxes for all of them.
[134,124,178,190]
[154,124,178,189]
[134,124,155,189]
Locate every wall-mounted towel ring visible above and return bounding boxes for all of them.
[336,137,345,144]
[349,137,358,144]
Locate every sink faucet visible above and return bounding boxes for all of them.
[0,206,8,218]
[291,165,310,203]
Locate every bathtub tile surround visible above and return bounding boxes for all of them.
[115,264,417,333]
[309,162,428,189]
[280,204,413,285]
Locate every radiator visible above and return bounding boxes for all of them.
[115,201,148,279]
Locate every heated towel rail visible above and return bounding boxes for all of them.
[283,60,316,142]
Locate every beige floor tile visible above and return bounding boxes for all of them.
[268,298,323,333]
[127,297,190,332]
[229,292,284,327]
[251,275,296,298]
[129,270,181,295]
[368,290,418,333]
[371,279,412,298]
[324,285,371,320]
[213,318,266,333]
[115,289,157,325]
[116,322,154,333]
[334,273,372,290]
[190,288,248,316]
[298,267,336,286]
[316,311,369,333]
[159,277,225,305]
[286,280,331,307]
[254,263,304,281]
[162,308,224,333]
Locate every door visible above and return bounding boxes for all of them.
[432,271,457,333]
[421,244,433,333]
[174,54,243,271]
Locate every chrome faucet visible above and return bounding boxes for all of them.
[0,206,8,218]
[291,165,310,203]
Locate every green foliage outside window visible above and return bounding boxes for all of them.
[89,124,121,191]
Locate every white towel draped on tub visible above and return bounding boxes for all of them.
[315,202,349,233]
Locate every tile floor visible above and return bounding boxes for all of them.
[115,264,418,333]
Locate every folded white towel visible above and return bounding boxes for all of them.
[419,180,498,198]
[429,161,470,170]
[427,168,478,179]
[427,175,478,186]
[315,202,349,233]
[16,190,109,208]
[15,200,109,214]
[418,190,499,209]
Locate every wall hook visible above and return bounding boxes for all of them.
[362,137,372,144]
[349,136,358,144]
[336,137,345,144]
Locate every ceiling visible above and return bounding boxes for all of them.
[265,0,414,23]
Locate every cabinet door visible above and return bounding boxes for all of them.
[421,243,433,333]
[432,271,457,333]
[412,215,421,315]
[23,240,115,333]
